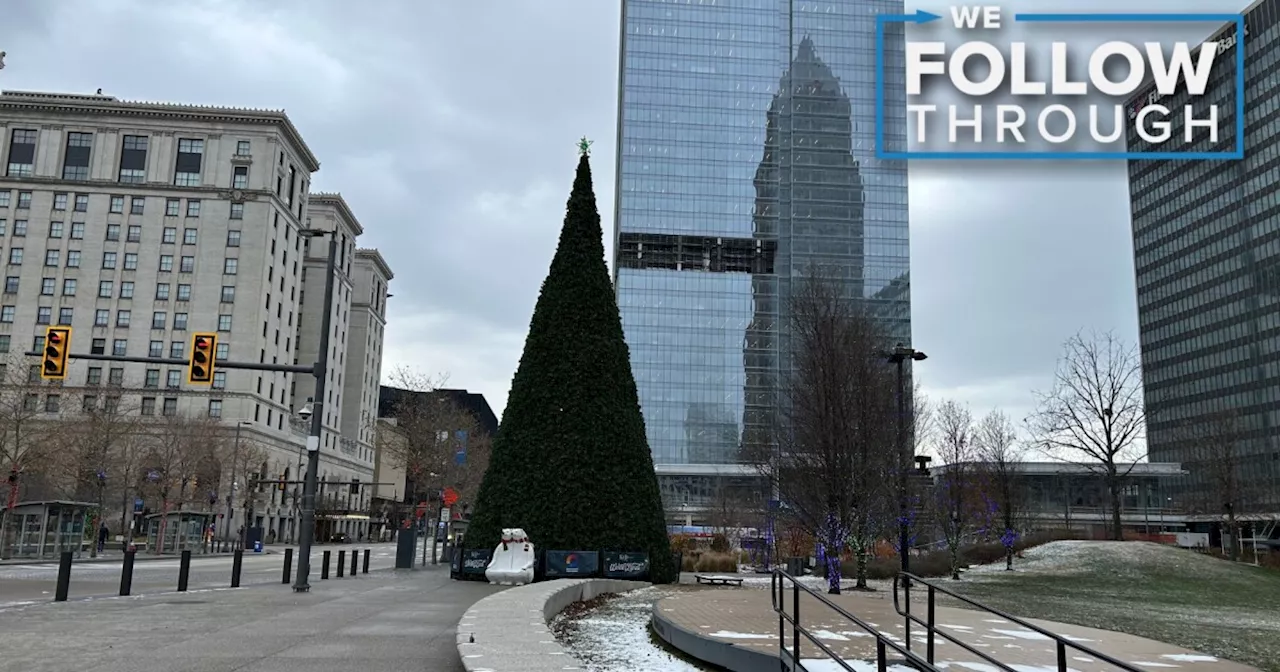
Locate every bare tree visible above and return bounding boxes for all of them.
[975,409,1024,570]
[1027,331,1145,541]
[931,400,978,580]
[745,269,896,594]
[138,413,225,553]
[1174,410,1248,560]
[911,381,935,457]
[0,356,62,558]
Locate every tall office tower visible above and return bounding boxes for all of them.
[613,1,912,520]
[1126,0,1280,512]
[0,91,392,540]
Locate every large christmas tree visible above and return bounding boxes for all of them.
[465,143,675,583]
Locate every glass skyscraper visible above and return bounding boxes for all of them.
[1126,0,1280,511]
[612,0,912,516]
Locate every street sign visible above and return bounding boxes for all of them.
[439,507,450,522]
[133,498,144,513]
[442,487,459,507]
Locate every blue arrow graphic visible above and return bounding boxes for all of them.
[1016,12,1241,23]
[880,9,942,24]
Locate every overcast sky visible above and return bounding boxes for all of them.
[0,0,1249,434]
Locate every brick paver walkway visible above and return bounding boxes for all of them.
[657,586,1256,671]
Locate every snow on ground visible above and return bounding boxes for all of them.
[961,540,1209,579]
[552,586,708,671]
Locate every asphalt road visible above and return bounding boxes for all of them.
[0,542,445,606]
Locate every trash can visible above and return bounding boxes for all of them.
[253,540,263,553]
[786,557,804,576]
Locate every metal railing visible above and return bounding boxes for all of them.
[892,572,1145,672]
[772,569,941,672]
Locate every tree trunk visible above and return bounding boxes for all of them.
[851,517,870,590]
[823,512,843,595]
[1226,514,1239,561]
[949,539,961,580]
[1108,479,1123,541]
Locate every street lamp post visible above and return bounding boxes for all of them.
[885,343,927,579]
[223,420,248,549]
[294,231,339,593]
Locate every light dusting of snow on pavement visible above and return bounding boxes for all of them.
[707,630,771,640]
[552,587,708,671]
[1161,654,1217,662]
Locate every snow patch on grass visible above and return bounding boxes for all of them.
[552,587,707,671]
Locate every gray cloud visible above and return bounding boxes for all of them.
[0,0,1250,426]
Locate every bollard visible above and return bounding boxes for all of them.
[178,550,192,592]
[54,551,73,602]
[282,548,294,584]
[119,549,136,596]
[321,550,331,579]
[231,549,243,588]
[338,550,347,578]
[363,548,371,574]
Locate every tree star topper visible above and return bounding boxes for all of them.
[577,136,592,156]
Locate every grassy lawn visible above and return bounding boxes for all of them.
[943,541,1280,671]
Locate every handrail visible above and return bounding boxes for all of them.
[771,569,941,672]
[892,572,1145,672]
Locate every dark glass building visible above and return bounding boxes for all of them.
[613,0,912,517]
[1126,0,1280,512]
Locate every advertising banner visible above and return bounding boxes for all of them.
[544,550,599,578]
[602,552,649,580]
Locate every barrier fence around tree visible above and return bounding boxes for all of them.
[452,549,655,582]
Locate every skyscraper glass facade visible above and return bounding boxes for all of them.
[613,0,912,513]
[1127,0,1280,511]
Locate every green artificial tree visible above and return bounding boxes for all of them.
[465,140,675,583]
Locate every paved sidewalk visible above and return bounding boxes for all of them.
[0,566,502,672]
[658,587,1255,671]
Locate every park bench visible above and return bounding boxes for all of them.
[694,574,744,587]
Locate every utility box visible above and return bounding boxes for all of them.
[395,529,417,569]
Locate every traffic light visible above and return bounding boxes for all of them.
[41,327,72,380]
[278,475,287,492]
[187,332,217,384]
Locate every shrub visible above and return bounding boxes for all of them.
[682,554,698,572]
[669,534,696,554]
[710,533,731,553]
[695,552,739,573]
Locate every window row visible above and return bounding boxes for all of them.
[1,247,242,274]
[0,306,231,331]
[4,129,254,189]
[0,218,244,246]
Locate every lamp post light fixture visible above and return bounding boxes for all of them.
[884,343,927,580]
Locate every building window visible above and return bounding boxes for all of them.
[130,197,145,215]
[148,341,162,358]
[53,193,67,210]
[123,253,138,271]
[151,311,166,329]
[218,314,232,331]
[119,135,149,183]
[174,313,188,330]
[224,258,238,275]
[208,400,223,418]
[112,340,127,356]
[8,248,22,265]
[156,283,170,300]
[169,341,185,359]
[144,369,160,388]
[236,140,251,156]
[165,199,180,217]
[109,196,125,214]
[108,367,124,385]
[45,395,61,414]
[74,194,88,212]
[183,228,197,245]
[174,139,204,186]
[127,225,142,243]
[3,277,16,293]
[227,230,241,247]
[180,256,195,273]
[66,250,80,268]
[90,339,105,355]
[36,307,51,325]
[44,250,58,267]
[0,306,13,323]
[162,227,177,244]
[176,284,191,301]
[6,129,37,177]
[141,397,156,416]
[120,281,134,299]
[106,224,120,241]
[116,310,131,327]
[215,342,229,361]
[162,398,178,416]
[94,309,109,326]
[232,166,248,189]
[58,307,73,325]
[82,395,97,412]
[221,286,236,303]
[40,278,54,295]
[159,255,173,272]
[62,278,76,296]
[62,132,93,180]
[70,222,85,239]
[186,200,200,217]
[166,369,182,388]
[12,220,26,237]
[98,281,113,298]
[49,221,64,238]
[86,366,102,385]
[230,203,244,220]
[212,371,227,389]
[16,192,31,209]
[102,252,117,269]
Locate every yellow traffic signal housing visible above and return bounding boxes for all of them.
[187,332,217,384]
[278,475,287,492]
[41,327,72,380]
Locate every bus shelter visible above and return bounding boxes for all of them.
[145,511,215,554]
[0,500,95,560]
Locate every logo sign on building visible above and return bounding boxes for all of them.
[545,550,600,578]
[602,552,650,580]
[875,7,1246,160]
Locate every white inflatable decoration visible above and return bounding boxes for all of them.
[484,528,536,586]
